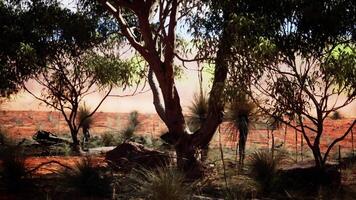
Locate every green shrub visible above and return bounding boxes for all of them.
[87,135,102,148]
[129,167,192,200]
[249,150,285,193]
[48,143,72,156]
[101,132,122,146]
[60,157,112,197]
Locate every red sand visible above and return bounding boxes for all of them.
[1,110,355,158]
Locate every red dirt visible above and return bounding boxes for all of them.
[25,156,107,176]
[1,110,355,158]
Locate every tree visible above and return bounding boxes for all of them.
[227,0,356,169]
[0,0,112,98]
[226,93,256,168]
[25,49,138,150]
[92,0,237,176]
[78,103,93,150]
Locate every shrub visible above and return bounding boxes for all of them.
[48,143,72,156]
[59,157,112,197]
[187,92,209,132]
[249,150,285,193]
[122,111,140,140]
[224,183,257,200]
[129,167,192,200]
[78,104,93,131]
[101,132,122,146]
[330,111,343,120]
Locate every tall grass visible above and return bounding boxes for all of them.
[122,111,140,140]
[249,150,285,193]
[59,157,112,197]
[129,167,192,200]
[187,92,209,132]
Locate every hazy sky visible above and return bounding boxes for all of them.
[2,61,210,114]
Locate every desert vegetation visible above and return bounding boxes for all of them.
[0,0,355,199]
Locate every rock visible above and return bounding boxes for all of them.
[105,142,170,170]
[279,162,341,186]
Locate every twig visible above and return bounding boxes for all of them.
[26,160,73,175]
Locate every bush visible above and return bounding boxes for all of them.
[224,183,257,200]
[48,143,72,156]
[330,111,343,120]
[129,167,192,200]
[122,111,140,140]
[249,150,285,193]
[59,157,112,197]
[101,132,122,146]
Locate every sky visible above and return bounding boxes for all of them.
[2,61,209,114]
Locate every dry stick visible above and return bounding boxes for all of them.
[267,129,270,149]
[295,128,298,162]
[218,125,228,189]
[352,129,354,157]
[271,130,275,159]
[235,128,239,167]
[26,160,73,175]
[338,145,342,164]
[301,133,303,161]
[284,123,288,147]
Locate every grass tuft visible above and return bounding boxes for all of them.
[59,157,112,197]
[249,150,285,193]
[129,167,192,200]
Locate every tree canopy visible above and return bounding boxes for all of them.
[0,0,115,97]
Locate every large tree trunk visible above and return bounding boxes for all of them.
[70,129,81,153]
[166,7,234,177]
[97,0,233,178]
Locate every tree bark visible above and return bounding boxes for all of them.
[97,0,233,178]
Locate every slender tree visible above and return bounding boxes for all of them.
[25,50,138,150]
[226,94,256,168]
[226,0,356,169]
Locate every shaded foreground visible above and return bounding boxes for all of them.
[1,143,356,199]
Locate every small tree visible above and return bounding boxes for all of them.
[25,50,138,150]
[78,103,93,150]
[226,93,256,167]
[227,0,356,169]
